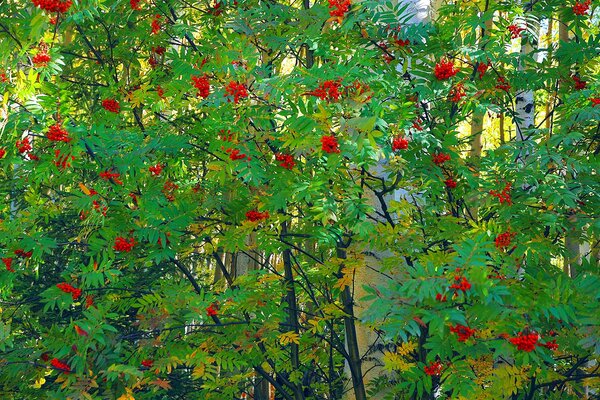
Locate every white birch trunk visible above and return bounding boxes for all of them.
[347,2,435,399]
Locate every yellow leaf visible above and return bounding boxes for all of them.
[192,364,205,380]
[117,388,135,400]
[79,182,91,196]
[397,341,417,357]
[382,351,414,372]
[32,377,45,388]
[334,265,355,290]
[278,331,300,345]
[307,318,321,334]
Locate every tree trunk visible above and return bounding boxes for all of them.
[337,246,368,400]
[470,17,494,159]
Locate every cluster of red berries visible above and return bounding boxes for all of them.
[15,249,32,258]
[394,38,410,47]
[276,153,295,170]
[495,231,514,249]
[32,0,72,13]
[346,80,372,102]
[46,123,71,142]
[50,358,71,373]
[162,181,179,201]
[152,46,166,56]
[54,149,74,169]
[509,332,539,352]
[412,120,423,131]
[192,75,210,98]
[490,182,512,205]
[57,282,82,300]
[2,258,14,272]
[100,170,123,185]
[424,361,443,376]
[450,324,476,342]
[328,0,351,18]
[149,164,163,176]
[507,24,525,39]
[450,275,471,292]
[379,42,394,64]
[206,303,218,317]
[130,0,142,10]
[102,99,120,113]
[477,62,490,79]
[495,77,511,92]
[246,210,270,222]
[151,14,162,35]
[572,75,587,90]
[434,59,459,80]
[321,135,340,154]
[444,178,457,189]
[540,339,559,351]
[435,293,447,302]
[432,152,450,166]
[225,81,248,104]
[226,148,248,161]
[590,98,600,107]
[449,83,465,103]
[114,237,135,252]
[32,51,51,67]
[0,148,5,159]
[141,359,154,368]
[92,198,107,216]
[573,0,591,15]
[16,137,32,154]
[392,136,408,151]
[308,79,342,102]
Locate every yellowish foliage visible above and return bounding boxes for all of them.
[278,331,300,345]
[382,350,415,372]
[397,341,418,357]
[487,364,530,395]
[334,265,355,290]
[192,363,206,379]
[117,388,136,400]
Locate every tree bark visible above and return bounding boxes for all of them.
[337,246,368,400]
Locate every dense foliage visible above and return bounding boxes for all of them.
[0,0,599,399]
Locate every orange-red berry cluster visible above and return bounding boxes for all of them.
[57,282,82,300]
[114,237,135,252]
[424,361,443,376]
[573,0,591,15]
[392,136,408,151]
[490,182,512,205]
[507,24,525,39]
[450,324,476,342]
[47,123,71,142]
[328,0,351,17]
[32,0,72,13]
[102,99,120,113]
[434,59,459,80]
[192,75,211,98]
[225,81,248,104]
[432,152,451,165]
[321,135,340,154]
[276,153,295,170]
[246,210,270,222]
